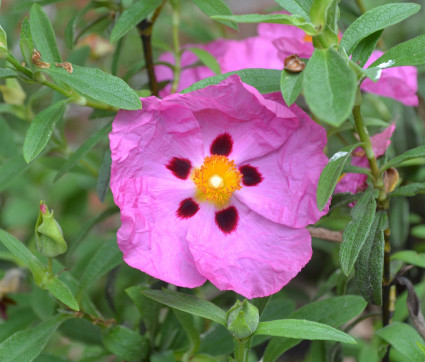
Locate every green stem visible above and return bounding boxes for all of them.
[233,339,248,362]
[171,0,181,94]
[6,53,33,78]
[355,0,367,13]
[352,92,380,185]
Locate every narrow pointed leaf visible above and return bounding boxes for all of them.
[263,296,366,362]
[351,30,383,67]
[142,289,227,326]
[182,69,281,94]
[0,314,70,361]
[256,319,356,344]
[376,322,425,362]
[340,189,377,276]
[340,3,421,55]
[20,17,34,67]
[190,0,237,30]
[0,69,16,79]
[110,0,163,43]
[43,65,141,110]
[274,0,312,20]
[211,13,317,35]
[54,122,111,181]
[316,142,363,211]
[355,211,386,305]
[390,182,425,197]
[23,100,67,163]
[370,34,425,68]
[102,326,149,360]
[392,250,425,268]
[280,68,304,106]
[30,4,61,63]
[381,145,425,171]
[186,47,221,75]
[304,48,357,126]
[96,148,112,202]
[43,276,80,311]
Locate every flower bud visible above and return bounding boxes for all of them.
[226,300,259,340]
[0,79,26,105]
[35,201,67,257]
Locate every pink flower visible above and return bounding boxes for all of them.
[335,123,396,194]
[109,76,329,298]
[361,51,418,106]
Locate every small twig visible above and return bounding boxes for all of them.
[307,227,343,242]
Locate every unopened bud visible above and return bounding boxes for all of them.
[0,78,26,105]
[35,201,67,257]
[384,167,399,194]
[226,300,259,340]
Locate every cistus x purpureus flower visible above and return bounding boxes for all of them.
[110,76,328,298]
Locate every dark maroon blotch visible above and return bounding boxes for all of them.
[215,206,238,234]
[210,133,233,156]
[177,198,200,219]
[239,165,263,186]
[166,157,192,180]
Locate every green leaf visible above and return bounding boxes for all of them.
[0,155,29,192]
[256,319,356,344]
[54,122,111,181]
[274,0,313,20]
[376,322,425,362]
[390,183,425,197]
[0,69,17,79]
[23,100,67,163]
[43,65,141,110]
[316,142,363,211]
[110,0,163,43]
[64,2,96,49]
[355,211,386,305]
[30,4,61,63]
[303,48,356,126]
[102,326,149,361]
[43,276,80,311]
[211,13,318,35]
[340,3,421,55]
[0,314,70,361]
[76,238,122,299]
[20,17,34,68]
[280,68,304,106]
[351,30,383,67]
[310,0,334,29]
[263,296,366,362]
[340,189,377,276]
[142,289,227,326]
[126,286,161,339]
[0,118,17,157]
[392,250,425,268]
[381,145,425,171]
[173,309,201,354]
[182,69,281,94]
[190,0,237,30]
[370,34,425,68]
[96,148,111,202]
[0,229,45,284]
[186,47,221,75]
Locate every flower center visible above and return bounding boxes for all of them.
[193,155,242,205]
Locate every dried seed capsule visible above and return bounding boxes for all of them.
[32,49,50,69]
[284,54,305,73]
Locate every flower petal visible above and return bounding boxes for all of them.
[187,200,312,299]
[110,97,204,182]
[235,100,328,227]
[113,176,206,288]
[362,51,418,106]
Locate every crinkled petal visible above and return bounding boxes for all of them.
[235,99,328,227]
[186,200,312,298]
[362,51,418,106]
[113,176,206,288]
[110,97,204,182]
[160,75,300,163]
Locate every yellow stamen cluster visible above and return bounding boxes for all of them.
[193,155,242,205]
